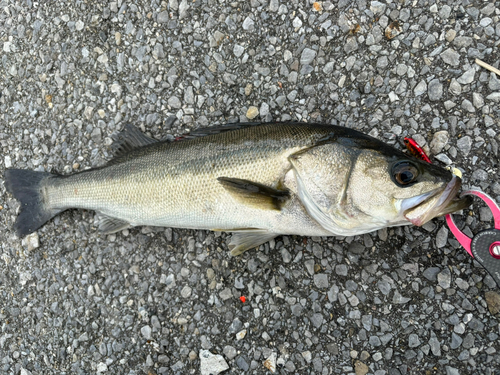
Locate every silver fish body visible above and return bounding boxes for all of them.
[4,123,472,254]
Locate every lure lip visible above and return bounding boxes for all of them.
[402,175,472,226]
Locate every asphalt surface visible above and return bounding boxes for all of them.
[1,1,500,374]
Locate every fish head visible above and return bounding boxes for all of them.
[290,136,472,235]
[347,150,473,227]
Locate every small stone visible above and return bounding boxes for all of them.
[181,285,192,298]
[486,92,500,102]
[157,11,169,23]
[450,333,463,349]
[300,48,316,65]
[414,80,427,96]
[223,345,237,360]
[428,79,443,101]
[313,274,329,289]
[355,360,369,375]
[440,48,460,66]
[141,325,152,340]
[22,232,40,251]
[370,1,386,15]
[445,29,456,42]
[236,329,247,340]
[456,136,472,155]
[429,337,441,356]
[168,96,182,109]
[246,106,259,119]
[437,268,451,289]
[269,0,279,12]
[408,334,421,348]
[449,78,462,95]
[96,363,108,373]
[242,17,255,30]
[472,92,484,108]
[485,291,500,315]
[292,17,302,28]
[233,44,244,57]
[344,37,358,53]
[200,350,229,375]
[457,68,476,84]
[430,131,448,154]
[435,225,448,248]
[75,20,84,31]
[263,352,277,373]
[392,291,411,304]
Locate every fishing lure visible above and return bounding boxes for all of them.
[403,137,431,163]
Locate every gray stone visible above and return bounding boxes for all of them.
[428,79,443,101]
[429,337,441,356]
[457,68,476,84]
[141,325,152,340]
[200,350,229,375]
[450,333,463,349]
[269,0,279,12]
[300,48,316,65]
[457,136,472,155]
[437,268,451,289]
[430,131,448,154]
[370,1,386,15]
[392,291,411,304]
[233,44,244,57]
[344,37,358,53]
[408,334,421,348]
[157,11,169,23]
[242,16,254,30]
[168,96,182,109]
[414,80,427,96]
[440,48,460,66]
[223,345,237,360]
[423,267,440,281]
[314,274,329,289]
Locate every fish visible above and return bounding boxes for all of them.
[3,122,472,255]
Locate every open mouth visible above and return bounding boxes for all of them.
[402,176,473,226]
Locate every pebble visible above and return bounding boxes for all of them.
[242,16,254,30]
[440,48,460,66]
[141,325,152,340]
[485,291,500,315]
[437,268,451,289]
[246,106,259,119]
[354,360,369,375]
[456,136,472,155]
[200,350,229,375]
[263,352,277,373]
[300,48,316,65]
[457,68,476,84]
[313,274,329,288]
[428,79,443,101]
[430,131,449,155]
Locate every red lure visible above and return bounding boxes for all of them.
[403,137,431,163]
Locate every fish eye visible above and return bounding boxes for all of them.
[392,161,419,187]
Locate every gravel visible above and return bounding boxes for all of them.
[1,1,500,374]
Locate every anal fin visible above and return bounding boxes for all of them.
[96,213,131,234]
[227,229,278,256]
[218,177,289,211]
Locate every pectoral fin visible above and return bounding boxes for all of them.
[218,177,290,210]
[227,229,278,256]
[96,214,131,233]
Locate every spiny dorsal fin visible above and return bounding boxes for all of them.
[111,124,159,157]
[218,177,290,211]
[184,123,260,139]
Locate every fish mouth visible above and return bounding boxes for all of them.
[402,175,473,226]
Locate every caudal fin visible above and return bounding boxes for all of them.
[4,169,61,236]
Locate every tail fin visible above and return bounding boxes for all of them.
[4,169,61,237]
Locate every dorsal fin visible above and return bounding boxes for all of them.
[184,122,260,139]
[111,124,159,157]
